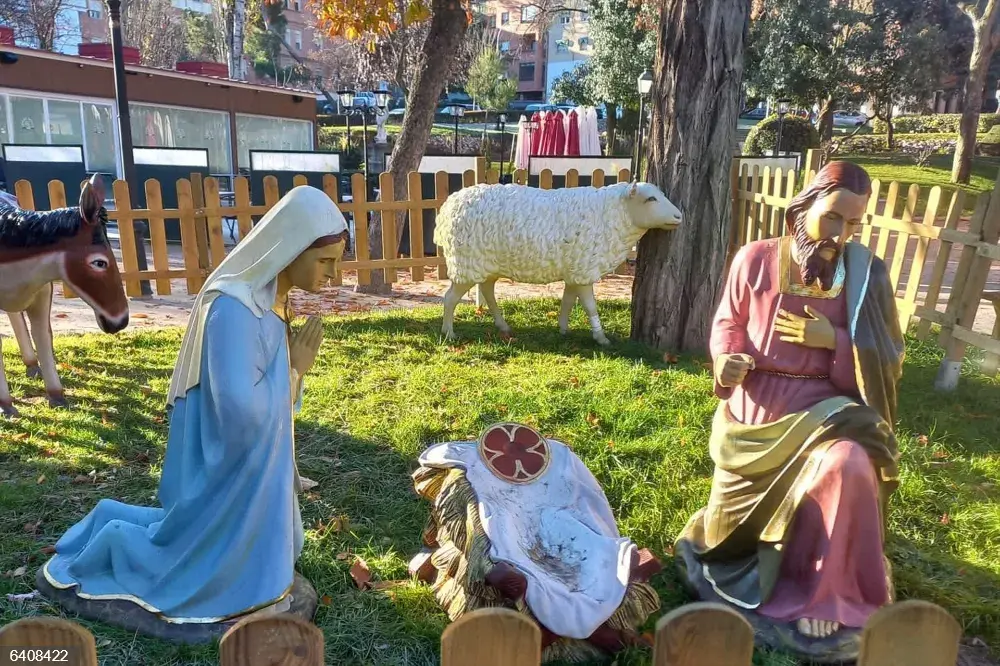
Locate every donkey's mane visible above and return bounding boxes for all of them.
[0,201,109,248]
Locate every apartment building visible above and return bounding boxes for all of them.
[484,0,548,101]
[544,2,591,99]
[483,0,593,102]
[75,0,322,79]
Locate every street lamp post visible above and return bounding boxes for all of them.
[337,86,355,157]
[774,99,791,157]
[498,113,507,183]
[451,106,465,154]
[106,0,151,296]
[635,70,654,178]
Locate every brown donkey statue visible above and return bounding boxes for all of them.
[0,175,129,417]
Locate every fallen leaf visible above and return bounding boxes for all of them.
[133,313,149,319]
[12,433,28,441]
[11,566,27,577]
[586,413,600,429]
[350,557,372,589]
[72,475,90,485]
[54,313,69,319]
[607,440,615,449]
[140,386,153,397]
[40,545,56,555]
[23,521,40,534]
[663,353,679,364]
[96,639,112,648]
[916,434,929,445]
[568,376,580,387]
[940,514,950,525]
[101,412,110,426]
[499,331,515,342]
[932,450,949,460]
[372,580,406,590]
[336,552,350,561]
[321,594,332,606]
[546,311,558,318]
[135,451,150,464]
[299,476,319,491]
[36,474,45,484]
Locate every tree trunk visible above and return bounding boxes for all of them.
[229,0,245,79]
[606,102,619,154]
[954,9,999,184]
[368,0,467,290]
[630,0,749,352]
[886,114,894,152]
[818,97,834,142]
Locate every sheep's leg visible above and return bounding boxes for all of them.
[480,279,511,335]
[559,285,579,335]
[577,283,610,346]
[0,333,18,418]
[8,312,40,378]
[25,285,66,407]
[442,281,475,341]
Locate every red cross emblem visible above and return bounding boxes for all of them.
[478,423,551,484]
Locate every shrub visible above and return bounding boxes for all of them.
[744,114,820,156]
[833,133,961,155]
[872,114,1000,135]
[976,125,1000,156]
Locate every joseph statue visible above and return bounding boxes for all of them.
[675,161,905,657]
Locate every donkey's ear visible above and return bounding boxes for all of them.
[79,174,104,224]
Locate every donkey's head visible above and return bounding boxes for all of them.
[64,175,129,334]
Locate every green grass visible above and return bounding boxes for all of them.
[843,154,1000,214]
[1,300,998,665]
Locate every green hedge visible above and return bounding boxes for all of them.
[872,114,1000,135]
[836,133,961,154]
[744,114,820,156]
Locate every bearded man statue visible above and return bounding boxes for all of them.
[675,161,906,662]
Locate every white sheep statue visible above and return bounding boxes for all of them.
[434,181,683,345]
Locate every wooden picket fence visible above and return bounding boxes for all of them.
[11,163,633,302]
[0,599,965,666]
[731,150,1000,387]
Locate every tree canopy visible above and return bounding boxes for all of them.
[587,0,657,108]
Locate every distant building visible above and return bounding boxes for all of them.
[484,0,548,101]
[544,2,592,99]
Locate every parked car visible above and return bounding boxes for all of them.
[352,92,378,109]
[832,110,868,127]
[741,106,767,120]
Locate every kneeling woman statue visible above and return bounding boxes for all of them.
[37,186,350,641]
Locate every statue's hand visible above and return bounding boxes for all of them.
[289,316,324,376]
[715,353,755,388]
[773,306,837,350]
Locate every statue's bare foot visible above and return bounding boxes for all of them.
[796,618,840,638]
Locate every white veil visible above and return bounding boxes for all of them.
[166,185,349,407]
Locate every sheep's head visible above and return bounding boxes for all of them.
[623,182,682,230]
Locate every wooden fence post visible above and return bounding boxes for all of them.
[379,171,396,287]
[407,171,426,282]
[916,190,964,340]
[113,179,143,298]
[857,600,961,666]
[219,613,324,666]
[475,156,488,184]
[45,180,78,299]
[175,179,204,293]
[144,179,172,296]
[0,617,98,666]
[323,173,344,287]
[803,148,824,186]
[190,172,211,273]
[652,602,754,666]
[935,176,1000,390]
[351,172,372,286]
[440,608,541,666]
[435,171,450,281]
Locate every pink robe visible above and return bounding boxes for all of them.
[709,238,890,628]
[566,110,581,156]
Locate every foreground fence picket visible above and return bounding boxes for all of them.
[0,617,98,666]
[0,599,968,665]
[220,614,324,666]
[440,608,540,666]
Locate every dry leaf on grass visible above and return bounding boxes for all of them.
[40,545,56,555]
[10,566,27,577]
[350,557,372,590]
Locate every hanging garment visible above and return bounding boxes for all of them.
[514,115,530,171]
[566,110,581,157]
[548,110,566,156]
[529,112,544,158]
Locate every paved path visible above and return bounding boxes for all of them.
[0,234,994,341]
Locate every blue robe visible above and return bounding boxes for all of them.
[44,295,304,622]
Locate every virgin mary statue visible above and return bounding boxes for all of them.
[39,186,350,634]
